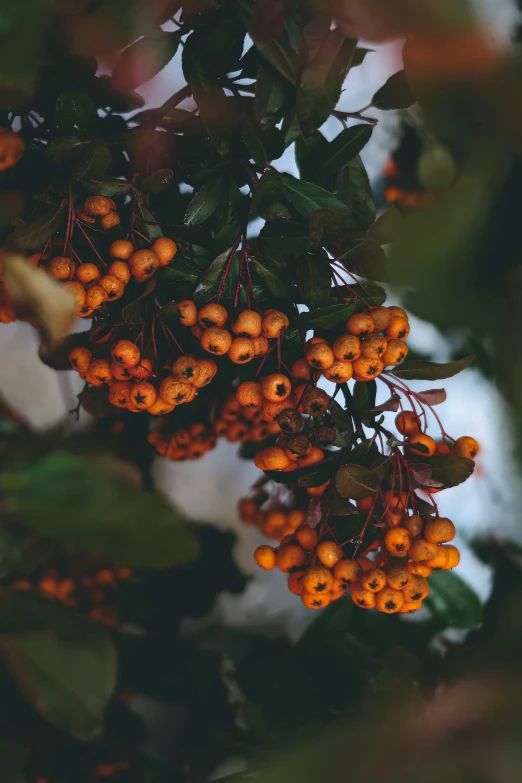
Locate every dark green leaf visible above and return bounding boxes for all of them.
[345,438,380,467]
[329,399,354,435]
[141,168,174,195]
[193,248,237,302]
[44,137,89,165]
[254,17,307,86]
[0,592,116,741]
[334,155,375,233]
[309,208,351,247]
[252,256,296,300]
[297,462,334,489]
[392,356,474,380]
[335,464,379,500]
[316,125,373,184]
[80,177,133,196]
[352,47,374,67]
[369,207,403,245]
[122,278,157,324]
[159,263,199,285]
[1,452,199,569]
[242,120,285,166]
[297,253,332,307]
[74,140,112,180]
[155,302,181,321]
[372,70,415,111]
[353,380,377,427]
[297,30,356,135]
[9,206,62,250]
[185,178,223,226]
[341,240,388,282]
[349,282,387,308]
[282,174,353,222]
[263,202,292,221]
[135,203,163,242]
[258,220,310,258]
[426,454,475,488]
[112,33,179,91]
[295,130,330,183]
[293,303,354,330]
[251,170,283,216]
[56,91,97,137]
[255,62,291,129]
[424,570,482,629]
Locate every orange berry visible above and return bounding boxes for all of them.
[131,381,156,410]
[232,309,262,338]
[333,559,363,588]
[302,566,333,595]
[253,446,291,471]
[298,446,324,468]
[305,342,335,370]
[368,306,392,331]
[441,544,460,570]
[109,239,134,260]
[252,335,270,357]
[408,538,438,562]
[383,526,411,556]
[298,387,330,416]
[200,327,232,355]
[302,591,331,610]
[129,249,159,280]
[276,544,307,573]
[346,312,374,338]
[192,358,217,388]
[332,334,361,361]
[452,436,479,460]
[350,581,376,609]
[108,380,133,408]
[151,237,177,266]
[407,561,433,577]
[178,300,198,327]
[399,600,423,614]
[357,496,375,512]
[48,256,75,280]
[254,545,276,570]
[291,357,312,381]
[108,261,131,286]
[323,359,353,383]
[352,356,383,380]
[100,211,121,230]
[85,285,107,310]
[228,337,255,364]
[286,509,306,530]
[146,398,175,415]
[385,316,410,341]
[388,306,407,318]
[261,310,289,338]
[384,489,408,510]
[375,587,405,613]
[172,354,200,383]
[86,358,112,386]
[68,346,93,373]
[403,515,424,538]
[403,574,429,602]
[99,274,124,301]
[198,303,228,329]
[112,340,140,367]
[260,373,292,402]
[236,381,263,409]
[130,357,153,380]
[306,481,329,497]
[385,508,404,528]
[111,361,132,381]
[76,263,100,285]
[62,280,86,312]
[386,566,410,590]
[361,334,388,359]
[435,441,451,455]
[382,339,408,366]
[356,556,374,571]
[296,526,319,550]
[316,541,342,568]
[361,567,386,592]
[424,546,451,569]
[288,570,306,595]
[395,411,421,436]
[406,433,436,457]
[159,377,192,405]
[424,517,456,544]
[84,195,112,216]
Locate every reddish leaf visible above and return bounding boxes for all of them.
[370,393,400,413]
[305,498,323,528]
[411,469,444,488]
[415,388,447,406]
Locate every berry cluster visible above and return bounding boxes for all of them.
[239,496,306,541]
[148,421,216,462]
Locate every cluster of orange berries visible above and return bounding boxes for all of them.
[396,409,480,461]
[239,497,306,541]
[68,339,217,414]
[46,234,177,318]
[178,302,288,363]
[254,504,460,613]
[148,420,217,461]
[75,194,122,231]
[10,564,132,627]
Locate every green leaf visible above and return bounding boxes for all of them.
[369,207,403,245]
[121,278,157,324]
[159,262,199,284]
[372,70,415,111]
[353,380,377,427]
[0,592,116,741]
[293,303,355,330]
[297,253,332,308]
[242,120,285,166]
[193,248,237,302]
[185,178,223,226]
[44,136,89,165]
[258,220,310,258]
[251,170,283,216]
[309,208,351,247]
[282,175,353,222]
[255,62,291,129]
[254,17,307,86]
[341,240,388,282]
[392,356,474,380]
[352,47,374,67]
[112,32,179,91]
[335,464,379,500]
[334,155,376,233]
[295,130,330,183]
[80,177,133,197]
[9,206,62,250]
[141,168,174,195]
[74,140,112,180]
[329,399,354,435]
[252,256,296,300]
[182,36,230,156]
[1,452,199,570]
[135,203,163,242]
[297,30,356,135]
[56,91,97,137]
[424,570,482,629]
[155,302,181,321]
[315,125,373,185]
[426,454,475,488]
